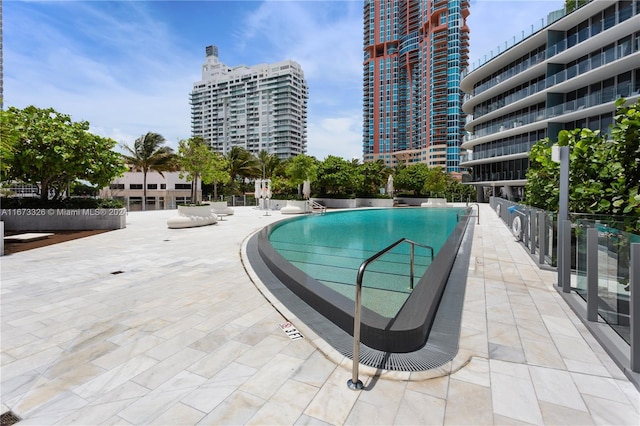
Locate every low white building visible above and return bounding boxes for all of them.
[100,171,202,211]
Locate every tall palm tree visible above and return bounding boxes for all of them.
[256,149,281,179]
[225,146,258,194]
[121,132,175,210]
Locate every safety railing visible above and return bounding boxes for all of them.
[347,238,434,390]
[308,199,327,214]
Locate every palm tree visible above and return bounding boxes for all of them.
[121,132,175,210]
[256,149,281,179]
[225,146,258,194]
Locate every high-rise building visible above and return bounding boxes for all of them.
[362,0,470,172]
[190,46,308,159]
[460,0,639,202]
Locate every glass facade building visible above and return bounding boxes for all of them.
[461,0,640,201]
[362,0,470,172]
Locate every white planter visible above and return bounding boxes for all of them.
[280,200,307,214]
[208,201,234,215]
[167,205,218,228]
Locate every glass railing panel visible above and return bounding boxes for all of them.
[574,218,637,345]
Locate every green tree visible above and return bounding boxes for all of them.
[178,137,230,204]
[285,154,318,196]
[3,106,127,200]
[315,156,358,196]
[423,167,449,197]
[564,0,589,13]
[356,160,388,197]
[256,150,283,179]
[0,109,19,182]
[225,146,259,194]
[121,132,175,210]
[394,163,431,195]
[525,99,640,230]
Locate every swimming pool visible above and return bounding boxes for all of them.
[253,207,473,353]
[268,208,461,317]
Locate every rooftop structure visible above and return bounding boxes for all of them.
[460,0,640,201]
[190,46,308,159]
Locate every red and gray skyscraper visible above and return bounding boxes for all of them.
[363,0,470,172]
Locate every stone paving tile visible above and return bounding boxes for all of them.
[2,205,639,425]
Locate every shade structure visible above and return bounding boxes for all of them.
[387,175,394,196]
[302,180,311,199]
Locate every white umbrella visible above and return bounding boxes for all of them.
[302,180,311,199]
[387,175,394,196]
[265,179,272,199]
[254,179,261,199]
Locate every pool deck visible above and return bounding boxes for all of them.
[1,203,639,425]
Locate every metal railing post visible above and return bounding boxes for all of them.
[531,210,537,255]
[523,208,530,248]
[538,212,546,265]
[587,228,599,322]
[410,244,415,290]
[347,273,364,390]
[631,243,640,372]
[562,219,572,293]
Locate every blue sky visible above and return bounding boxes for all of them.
[4,0,564,160]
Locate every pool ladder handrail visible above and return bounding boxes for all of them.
[347,238,434,390]
[307,199,326,214]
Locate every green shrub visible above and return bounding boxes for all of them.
[0,197,124,209]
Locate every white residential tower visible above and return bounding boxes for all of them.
[190,45,308,159]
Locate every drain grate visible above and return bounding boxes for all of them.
[1,411,21,426]
[110,270,124,275]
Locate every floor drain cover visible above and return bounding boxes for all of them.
[1,411,21,426]
[110,270,124,275]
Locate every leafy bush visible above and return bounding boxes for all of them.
[1,197,124,209]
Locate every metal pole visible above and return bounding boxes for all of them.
[347,277,364,390]
[410,244,415,290]
[562,219,572,293]
[586,228,599,322]
[523,208,529,248]
[557,146,570,288]
[631,243,640,372]
[531,210,537,255]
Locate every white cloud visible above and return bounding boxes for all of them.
[4,1,202,149]
[307,113,362,161]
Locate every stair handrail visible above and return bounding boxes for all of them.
[307,199,326,214]
[347,238,434,390]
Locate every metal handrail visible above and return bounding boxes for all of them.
[307,199,326,214]
[347,238,434,390]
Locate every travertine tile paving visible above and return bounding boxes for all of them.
[1,204,638,425]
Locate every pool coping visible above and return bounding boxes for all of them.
[242,209,474,371]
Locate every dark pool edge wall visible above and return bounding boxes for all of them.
[256,209,473,353]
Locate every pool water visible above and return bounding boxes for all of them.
[268,208,463,317]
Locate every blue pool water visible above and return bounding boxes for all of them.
[268,208,464,317]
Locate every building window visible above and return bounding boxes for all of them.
[175,184,192,190]
[147,184,158,190]
[161,184,166,189]
[130,184,143,190]
[109,184,125,190]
